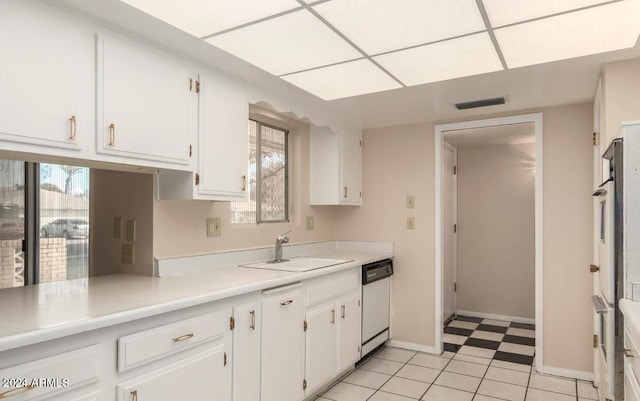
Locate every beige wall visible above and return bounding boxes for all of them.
[455,143,535,319]
[91,170,154,276]
[153,121,337,259]
[602,58,640,148]
[336,103,593,373]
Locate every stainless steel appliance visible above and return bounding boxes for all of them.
[593,138,624,400]
[361,259,393,358]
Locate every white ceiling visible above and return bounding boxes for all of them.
[119,0,640,101]
[444,122,535,147]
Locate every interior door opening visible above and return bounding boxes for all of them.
[435,114,543,372]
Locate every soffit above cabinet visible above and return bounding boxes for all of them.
[113,0,639,101]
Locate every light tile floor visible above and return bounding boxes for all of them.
[316,340,599,401]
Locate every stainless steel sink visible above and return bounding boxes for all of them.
[240,257,352,272]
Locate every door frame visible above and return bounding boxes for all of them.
[434,113,543,373]
[442,141,458,323]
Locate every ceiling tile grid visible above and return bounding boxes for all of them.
[120,0,640,100]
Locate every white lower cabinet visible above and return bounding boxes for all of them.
[305,303,338,395]
[232,300,261,401]
[261,285,305,401]
[337,293,362,372]
[116,345,228,401]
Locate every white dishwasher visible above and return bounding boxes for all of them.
[361,259,393,358]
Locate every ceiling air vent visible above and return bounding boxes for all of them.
[454,97,506,110]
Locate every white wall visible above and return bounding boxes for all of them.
[455,142,536,319]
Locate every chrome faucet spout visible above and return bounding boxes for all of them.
[273,230,292,263]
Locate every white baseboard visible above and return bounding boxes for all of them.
[456,310,535,325]
[537,365,594,382]
[386,340,436,355]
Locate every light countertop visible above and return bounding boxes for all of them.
[0,250,392,352]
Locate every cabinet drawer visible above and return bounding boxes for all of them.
[626,325,640,384]
[306,268,359,307]
[0,345,98,400]
[118,310,227,372]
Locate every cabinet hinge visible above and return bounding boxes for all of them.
[453,165,457,175]
[195,173,200,186]
[593,132,599,146]
[590,264,600,273]
[359,191,362,198]
[230,316,235,330]
[189,144,192,157]
[303,379,307,390]
[359,140,362,146]
[594,334,598,348]
[358,300,361,307]
[453,224,457,233]
[195,80,201,93]
[189,78,193,91]
[224,352,227,366]
[303,320,308,331]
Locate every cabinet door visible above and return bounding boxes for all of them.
[0,0,92,155]
[337,293,361,372]
[340,130,363,205]
[261,288,304,401]
[97,34,196,167]
[198,71,248,200]
[305,303,338,396]
[233,301,261,401]
[116,345,230,401]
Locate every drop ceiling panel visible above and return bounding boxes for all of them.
[281,59,402,100]
[120,0,300,38]
[482,0,612,27]
[312,0,486,54]
[495,1,640,69]
[373,33,503,87]
[206,10,362,76]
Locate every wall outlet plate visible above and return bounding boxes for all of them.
[407,217,415,230]
[407,195,415,209]
[306,216,315,230]
[121,243,135,264]
[113,218,122,239]
[207,217,221,237]
[125,219,136,242]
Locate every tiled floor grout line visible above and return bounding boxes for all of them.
[416,352,459,400]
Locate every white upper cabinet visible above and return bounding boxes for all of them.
[0,0,93,156]
[96,34,197,169]
[156,70,249,201]
[310,126,363,206]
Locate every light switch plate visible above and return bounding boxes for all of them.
[125,220,136,242]
[113,218,122,239]
[207,218,221,237]
[407,195,415,209]
[121,243,135,264]
[306,216,315,230]
[407,217,415,230]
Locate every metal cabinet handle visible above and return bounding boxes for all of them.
[69,115,77,141]
[331,309,335,324]
[250,310,256,330]
[343,187,348,198]
[0,385,36,399]
[625,349,635,358]
[172,333,194,342]
[241,175,247,191]
[281,300,293,306]
[341,305,346,319]
[130,390,138,401]
[108,123,115,146]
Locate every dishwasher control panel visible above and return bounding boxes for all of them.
[362,259,393,284]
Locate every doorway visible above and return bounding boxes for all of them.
[434,113,543,372]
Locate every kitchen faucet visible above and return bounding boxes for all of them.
[269,230,291,263]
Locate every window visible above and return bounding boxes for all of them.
[231,119,289,224]
[0,159,89,289]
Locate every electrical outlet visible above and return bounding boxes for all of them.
[207,217,221,237]
[306,216,315,230]
[407,195,415,209]
[121,243,135,264]
[113,218,122,239]
[125,219,136,242]
[407,217,415,230]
